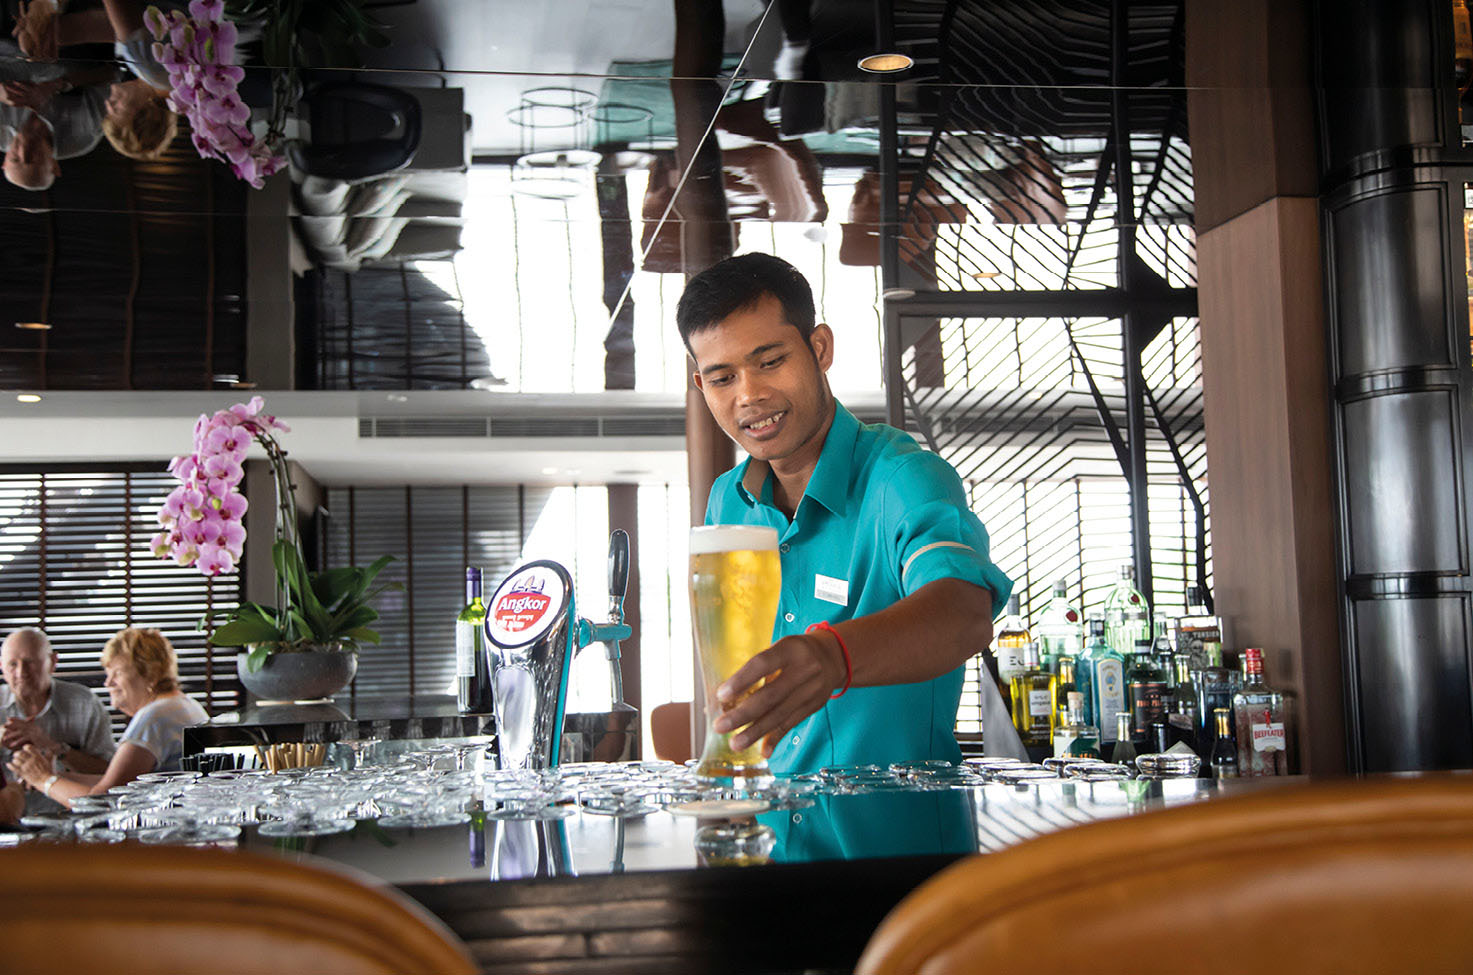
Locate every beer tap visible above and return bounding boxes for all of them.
[575,530,634,709]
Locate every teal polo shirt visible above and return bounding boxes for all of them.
[705,401,1013,775]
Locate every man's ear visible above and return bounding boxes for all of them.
[692,370,704,392]
[810,323,835,371]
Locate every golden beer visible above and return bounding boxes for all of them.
[689,525,781,785]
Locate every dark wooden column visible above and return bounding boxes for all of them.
[1186,0,1347,773]
[672,0,736,756]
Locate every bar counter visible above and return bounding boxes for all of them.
[243,774,1288,975]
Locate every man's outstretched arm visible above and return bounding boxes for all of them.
[712,578,994,756]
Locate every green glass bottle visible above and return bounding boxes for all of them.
[456,567,493,713]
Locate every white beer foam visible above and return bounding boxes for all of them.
[689,524,779,554]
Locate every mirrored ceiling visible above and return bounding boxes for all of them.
[0,0,1192,398]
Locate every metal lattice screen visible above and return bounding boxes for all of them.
[882,0,1202,735]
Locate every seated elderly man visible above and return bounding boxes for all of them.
[0,20,113,189]
[0,627,116,817]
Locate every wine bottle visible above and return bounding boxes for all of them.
[456,566,494,714]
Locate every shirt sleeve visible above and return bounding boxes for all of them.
[119,705,171,762]
[883,451,1013,615]
[80,693,117,759]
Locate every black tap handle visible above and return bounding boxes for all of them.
[608,529,630,602]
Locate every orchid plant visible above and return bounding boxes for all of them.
[154,396,394,672]
[143,0,389,188]
[144,0,285,187]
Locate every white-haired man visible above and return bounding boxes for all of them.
[1,627,115,815]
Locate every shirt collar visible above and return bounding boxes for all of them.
[0,684,52,719]
[735,401,859,517]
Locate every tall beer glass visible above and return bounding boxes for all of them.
[690,525,781,787]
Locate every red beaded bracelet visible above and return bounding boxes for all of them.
[806,621,852,699]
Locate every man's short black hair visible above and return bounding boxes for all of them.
[675,253,816,355]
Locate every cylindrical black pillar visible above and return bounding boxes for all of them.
[1319,0,1473,770]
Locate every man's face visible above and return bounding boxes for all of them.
[688,293,835,467]
[1,637,56,702]
[3,119,59,189]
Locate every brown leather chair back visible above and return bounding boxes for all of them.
[0,843,478,975]
[858,776,1473,975]
[651,700,693,763]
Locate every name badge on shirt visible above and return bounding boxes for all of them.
[814,574,849,606]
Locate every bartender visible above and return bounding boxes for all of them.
[679,253,1015,774]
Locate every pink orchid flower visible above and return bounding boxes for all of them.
[144,6,170,38]
[230,396,265,420]
[201,90,250,127]
[218,492,248,520]
[205,424,251,462]
[218,519,246,554]
[200,63,245,98]
[187,0,224,23]
[149,531,171,558]
[171,540,200,567]
[196,543,233,576]
[167,454,199,481]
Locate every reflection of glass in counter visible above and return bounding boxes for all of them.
[694,821,776,867]
[689,526,781,788]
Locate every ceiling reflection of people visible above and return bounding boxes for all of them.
[0,0,1180,392]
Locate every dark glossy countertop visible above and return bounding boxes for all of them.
[246,775,1285,885]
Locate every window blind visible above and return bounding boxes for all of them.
[321,486,551,700]
[0,467,242,733]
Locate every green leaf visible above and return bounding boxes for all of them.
[211,616,287,647]
[288,608,318,642]
[343,626,381,645]
[276,540,333,637]
[246,645,274,673]
[310,567,360,612]
[329,604,378,637]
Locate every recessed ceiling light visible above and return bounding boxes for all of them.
[16,393,42,403]
[15,322,51,331]
[858,53,913,73]
[972,271,1001,280]
[881,287,915,301]
[541,467,559,475]
[386,393,408,403]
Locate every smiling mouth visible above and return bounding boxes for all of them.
[742,411,787,436]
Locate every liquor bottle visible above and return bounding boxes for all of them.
[1054,655,1077,731]
[1109,712,1138,766]
[1232,648,1290,776]
[1174,585,1221,671]
[1010,642,1056,748]
[995,593,1032,690]
[1103,563,1150,656]
[1166,653,1199,752]
[1077,615,1127,743]
[1054,691,1100,759]
[1036,578,1083,672]
[1126,638,1168,739]
[456,566,494,714]
[1210,708,1238,779]
[1194,641,1240,745]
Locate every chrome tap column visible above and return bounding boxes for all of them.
[483,560,577,770]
